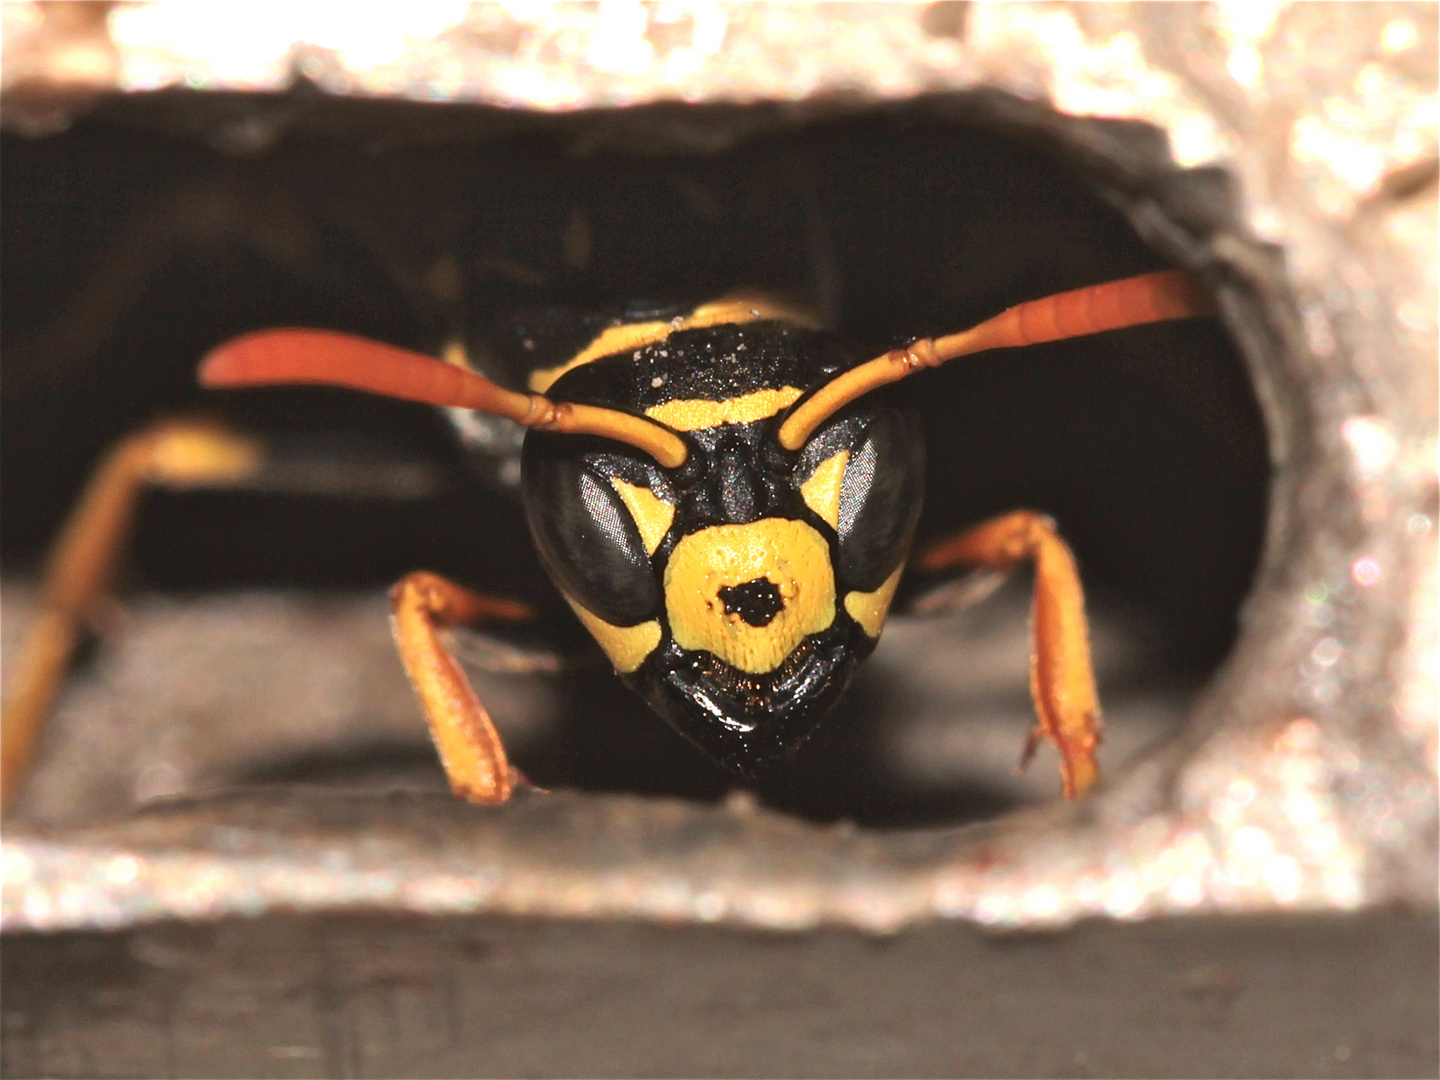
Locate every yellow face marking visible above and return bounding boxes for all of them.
[664,519,835,674]
[610,479,675,555]
[564,597,662,673]
[645,387,803,432]
[799,448,849,530]
[843,565,905,638]
[527,293,821,394]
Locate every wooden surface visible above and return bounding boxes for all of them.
[4,909,1435,1078]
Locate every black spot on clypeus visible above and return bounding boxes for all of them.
[719,578,786,627]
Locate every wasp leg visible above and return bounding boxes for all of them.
[1,421,263,812]
[389,571,535,805]
[918,511,1102,799]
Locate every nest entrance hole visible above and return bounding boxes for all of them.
[1,91,1269,827]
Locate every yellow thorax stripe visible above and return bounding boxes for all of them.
[528,293,820,394]
[645,387,803,432]
[441,341,471,368]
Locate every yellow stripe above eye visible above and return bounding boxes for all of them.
[527,293,820,394]
[610,479,675,555]
[645,386,803,432]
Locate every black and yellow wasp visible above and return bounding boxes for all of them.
[1,271,1212,810]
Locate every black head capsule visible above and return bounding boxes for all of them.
[521,311,924,778]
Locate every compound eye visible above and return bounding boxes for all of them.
[837,410,925,589]
[521,444,663,625]
[799,410,924,591]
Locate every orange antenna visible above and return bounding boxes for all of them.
[778,270,1215,451]
[200,329,688,468]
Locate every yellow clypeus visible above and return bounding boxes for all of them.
[664,519,835,674]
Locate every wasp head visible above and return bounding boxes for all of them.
[521,325,924,778]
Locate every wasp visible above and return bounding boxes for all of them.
[1,270,1213,811]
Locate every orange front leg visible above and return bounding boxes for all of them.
[2,421,262,813]
[390,571,534,805]
[919,511,1102,799]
